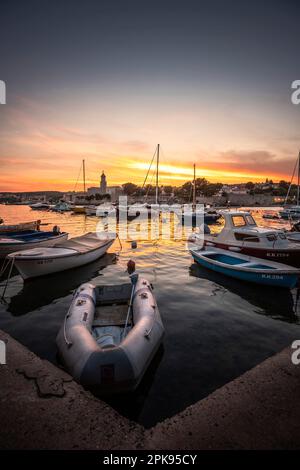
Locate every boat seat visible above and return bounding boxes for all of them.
[95,283,132,305]
[93,304,131,327]
[93,325,128,348]
[96,333,116,349]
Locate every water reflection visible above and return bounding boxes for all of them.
[1,204,300,428]
[98,345,165,423]
[7,253,116,316]
[189,262,299,323]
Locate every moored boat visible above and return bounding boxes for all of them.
[29,202,51,210]
[85,205,97,216]
[8,232,115,279]
[262,213,280,220]
[280,206,300,220]
[280,151,300,220]
[190,247,300,288]
[191,210,300,267]
[56,276,164,393]
[175,208,221,225]
[51,202,71,212]
[0,229,68,258]
[72,205,86,214]
[0,220,41,233]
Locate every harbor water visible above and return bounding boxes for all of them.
[0,204,299,428]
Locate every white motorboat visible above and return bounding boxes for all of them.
[280,206,300,220]
[8,232,115,279]
[189,210,300,267]
[29,202,51,210]
[56,276,164,393]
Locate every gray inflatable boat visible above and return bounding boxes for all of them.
[56,276,164,393]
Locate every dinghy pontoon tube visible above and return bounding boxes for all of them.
[56,277,164,393]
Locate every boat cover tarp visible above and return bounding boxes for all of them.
[57,232,110,254]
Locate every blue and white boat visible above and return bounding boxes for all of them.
[0,229,68,258]
[190,247,300,288]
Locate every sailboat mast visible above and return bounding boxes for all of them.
[155,144,160,205]
[297,151,300,206]
[192,163,196,212]
[83,159,86,193]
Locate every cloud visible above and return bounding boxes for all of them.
[195,149,297,180]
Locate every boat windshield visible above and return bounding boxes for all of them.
[231,216,246,227]
[231,215,257,227]
[245,215,256,225]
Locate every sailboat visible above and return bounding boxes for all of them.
[72,159,87,214]
[280,151,300,219]
[115,144,160,220]
[175,164,221,225]
[133,143,160,217]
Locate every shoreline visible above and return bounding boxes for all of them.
[1,329,300,450]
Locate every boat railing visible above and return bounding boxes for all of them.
[241,234,282,249]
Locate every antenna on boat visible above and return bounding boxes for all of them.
[83,159,86,193]
[284,151,299,206]
[192,163,196,212]
[155,144,160,205]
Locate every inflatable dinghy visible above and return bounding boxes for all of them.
[56,276,164,393]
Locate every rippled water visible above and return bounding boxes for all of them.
[0,204,300,428]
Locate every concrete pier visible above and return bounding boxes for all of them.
[1,329,300,450]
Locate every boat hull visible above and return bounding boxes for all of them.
[191,251,299,288]
[204,240,300,268]
[0,221,39,233]
[0,232,68,258]
[72,206,86,214]
[11,239,114,279]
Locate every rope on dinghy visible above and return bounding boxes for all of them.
[122,282,135,340]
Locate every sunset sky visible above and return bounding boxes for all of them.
[1,0,300,192]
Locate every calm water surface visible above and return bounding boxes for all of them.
[0,204,299,427]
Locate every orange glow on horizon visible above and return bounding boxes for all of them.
[0,159,293,193]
